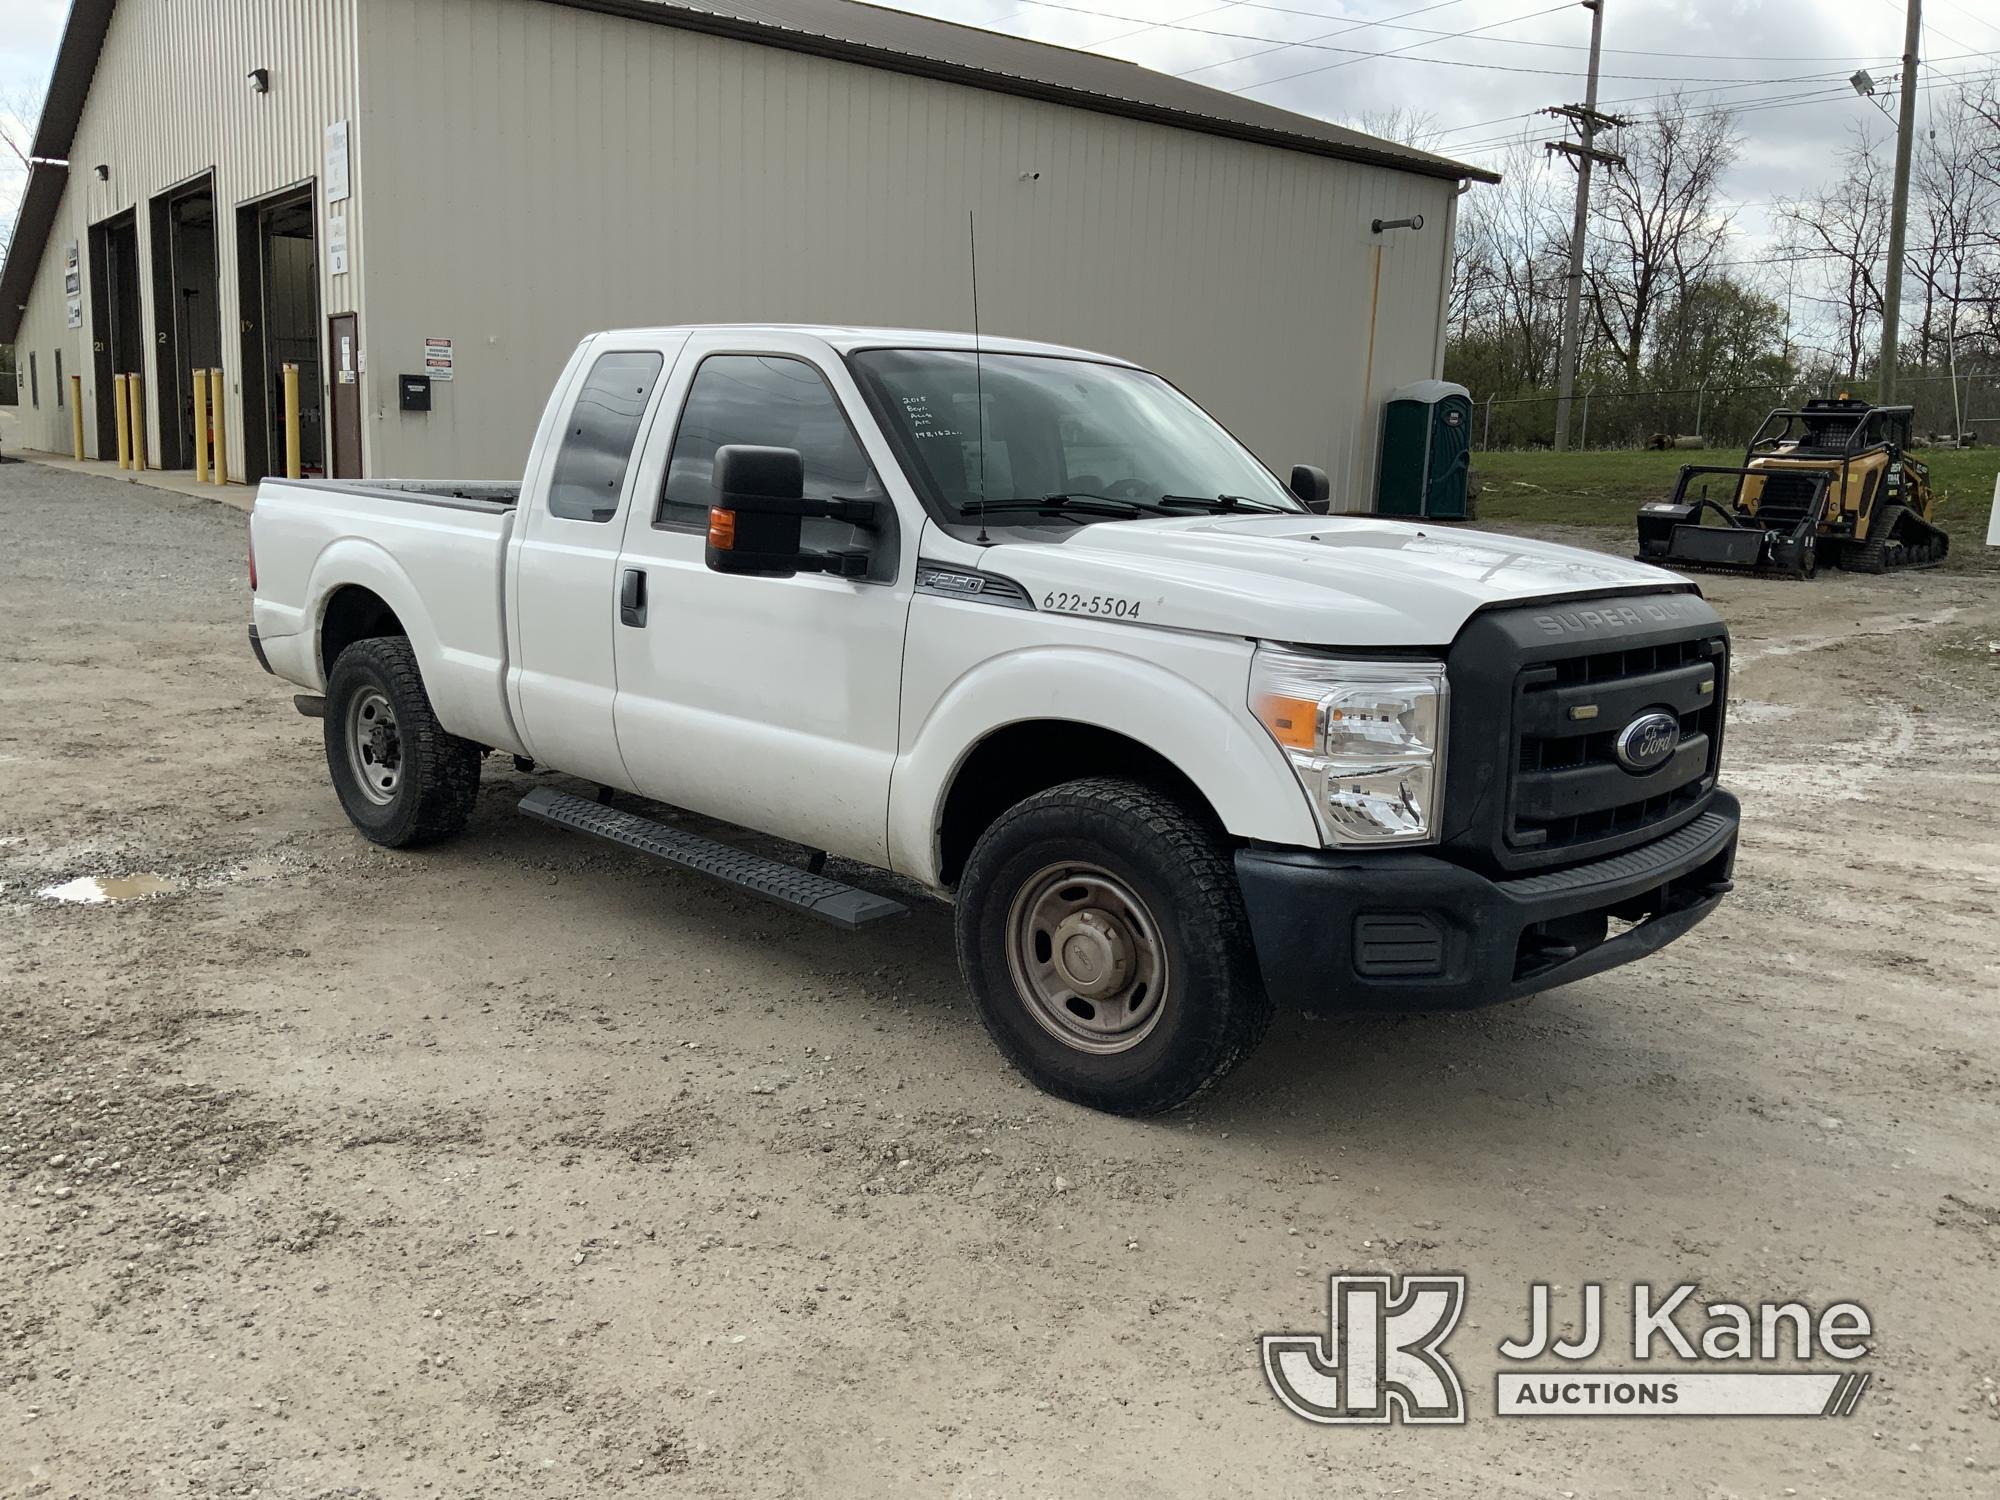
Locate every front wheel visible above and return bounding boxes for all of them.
[324,636,481,847]
[954,778,1272,1115]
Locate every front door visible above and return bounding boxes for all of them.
[328,313,360,476]
[611,335,913,865]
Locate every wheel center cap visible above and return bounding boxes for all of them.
[1052,910,1131,1000]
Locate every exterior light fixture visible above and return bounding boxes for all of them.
[248,67,270,93]
[93,164,109,180]
[1370,214,1425,234]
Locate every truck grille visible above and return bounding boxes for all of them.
[1509,636,1726,854]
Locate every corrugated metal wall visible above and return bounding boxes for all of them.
[358,0,1455,507]
[9,0,362,475]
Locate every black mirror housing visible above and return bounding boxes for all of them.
[707,445,809,575]
[1290,463,1333,514]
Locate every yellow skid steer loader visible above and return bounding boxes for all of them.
[1635,397,1948,578]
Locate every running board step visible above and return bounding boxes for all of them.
[518,787,907,930]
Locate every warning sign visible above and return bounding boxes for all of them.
[424,337,453,381]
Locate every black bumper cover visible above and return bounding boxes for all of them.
[248,623,273,675]
[1236,791,1739,1014]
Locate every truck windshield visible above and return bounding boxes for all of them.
[848,349,1302,522]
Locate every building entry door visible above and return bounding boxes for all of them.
[328,312,361,477]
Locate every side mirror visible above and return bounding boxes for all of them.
[1290,463,1332,514]
[706,444,882,578]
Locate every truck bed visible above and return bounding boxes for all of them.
[249,476,525,755]
[273,478,522,511]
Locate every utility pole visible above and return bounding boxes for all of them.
[1879,0,1921,402]
[1547,0,1627,451]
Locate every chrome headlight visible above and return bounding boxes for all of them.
[1249,646,1447,845]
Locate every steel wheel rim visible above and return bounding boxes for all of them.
[346,687,403,806]
[1004,861,1169,1054]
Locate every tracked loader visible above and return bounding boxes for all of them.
[1634,397,1948,578]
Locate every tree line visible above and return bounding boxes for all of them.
[1438,81,2000,450]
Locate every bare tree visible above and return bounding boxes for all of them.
[1348,107,1445,151]
[0,84,42,257]
[1583,93,1742,380]
[1450,141,1570,387]
[1772,125,1892,379]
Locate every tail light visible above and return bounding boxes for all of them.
[247,522,258,591]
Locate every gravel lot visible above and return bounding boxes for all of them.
[3,459,1998,1498]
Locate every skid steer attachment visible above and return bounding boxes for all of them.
[1636,467,1831,579]
[1633,397,1949,579]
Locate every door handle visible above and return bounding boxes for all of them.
[619,567,647,627]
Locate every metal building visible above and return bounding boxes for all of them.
[0,0,1491,505]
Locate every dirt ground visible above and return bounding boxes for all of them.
[3,459,1998,1499]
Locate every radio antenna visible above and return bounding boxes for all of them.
[968,210,989,545]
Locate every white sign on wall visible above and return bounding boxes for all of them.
[325,120,350,204]
[64,241,82,327]
[327,212,349,275]
[424,337,453,381]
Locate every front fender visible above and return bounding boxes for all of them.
[888,641,1323,886]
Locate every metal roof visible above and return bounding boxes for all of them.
[3,0,1494,344]
[0,163,71,343]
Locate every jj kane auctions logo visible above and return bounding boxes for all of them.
[1263,1276,1872,1423]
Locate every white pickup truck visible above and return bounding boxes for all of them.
[249,324,1738,1114]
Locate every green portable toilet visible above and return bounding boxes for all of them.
[1376,379,1473,520]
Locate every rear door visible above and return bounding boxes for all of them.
[507,334,686,788]
[609,333,914,863]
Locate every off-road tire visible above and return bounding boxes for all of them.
[324,636,481,847]
[954,777,1271,1115]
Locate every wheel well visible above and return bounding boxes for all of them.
[319,585,406,678]
[936,720,1226,888]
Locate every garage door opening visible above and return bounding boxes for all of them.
[148,175,222,471]
[87,209,142,460]
[235,187,324,481]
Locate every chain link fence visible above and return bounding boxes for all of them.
[1471,370,1998,453]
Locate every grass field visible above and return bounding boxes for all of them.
[1473,444,2000,549]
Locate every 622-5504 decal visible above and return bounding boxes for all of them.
[1042,590,1144,619]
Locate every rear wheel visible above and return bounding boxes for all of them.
[954,777,1271,1115]
[324,636,481,847]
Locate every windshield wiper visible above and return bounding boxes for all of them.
[1156,493,1293,513]
[962,493,1146,519]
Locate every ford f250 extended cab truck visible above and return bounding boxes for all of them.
[249,325,1738,1115]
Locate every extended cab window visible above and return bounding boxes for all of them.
[659,355,883,531]
[547,350,664,522]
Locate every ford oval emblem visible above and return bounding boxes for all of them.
[1614,711,1682,773]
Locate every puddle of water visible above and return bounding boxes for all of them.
[37,873,179,904]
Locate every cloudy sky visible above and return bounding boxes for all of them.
[5,0,1997,256]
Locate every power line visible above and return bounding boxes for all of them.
[1440,63,2000,156]
[1147,0,1921,62]
[1173,0,1476,81]
[1008,1,1861,83]
[1431,46,1997,143]
[1451,233,2000,298]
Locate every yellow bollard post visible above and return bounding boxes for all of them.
[113,374,131,469]
[69,375,85,460]
[283,363,302,479]
[129,372,147,472]
[209,368,229,484]
[192,370,210,483]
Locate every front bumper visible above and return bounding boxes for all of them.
[1235,790,1739,1014]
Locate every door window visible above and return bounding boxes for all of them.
[658,355,883,533]
[547,350,665,522]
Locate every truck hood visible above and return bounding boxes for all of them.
[980,514,1691,648]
